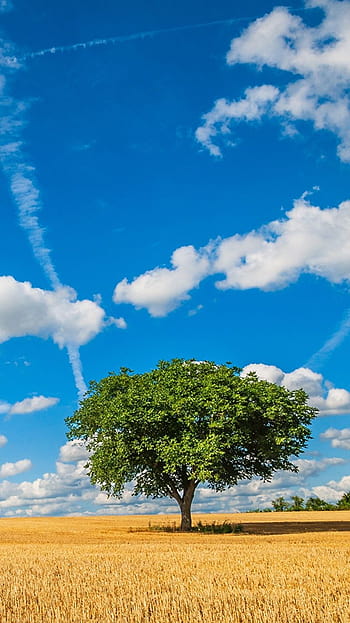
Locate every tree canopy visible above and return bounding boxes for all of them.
[269,492,350,512]
[66,359,317,530]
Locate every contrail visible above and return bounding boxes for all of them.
[305,308,350,370]
[0,62,88,398]
[1,153,62,290]
[11,7,310,63]
[0,141,88,397]
[67,344,88,399]
[0,2,314,398]
[18,18,264,61]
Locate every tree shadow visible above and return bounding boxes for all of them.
[243,520,350,535]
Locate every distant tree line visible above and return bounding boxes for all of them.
[248,492,350,513]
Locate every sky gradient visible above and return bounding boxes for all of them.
[0,0,349,516]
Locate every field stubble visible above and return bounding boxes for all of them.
[0,511,349,623]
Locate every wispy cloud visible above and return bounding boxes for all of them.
[5,8,312,64]
[0,154,62,290]
[66,344,87,398]
[15,17,273,62]
[0,36,107,397]
[306,308,350,369]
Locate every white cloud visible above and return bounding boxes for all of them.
[66,343,88,399]
[0,276,106,347]
[0,394,59,419]
[0,401,11,414]
[241,363,350,415]
[240,363,285,386]
[8,396,59,416]
[311,474,350,502]
[320,427,350,449]
[196,0,350,162]
[114,245,212,317]
[193,456,346,511]
[0,42,101,398]
[306,307,350,370]
[0,435,345,515]
[113,197,350,316]
[0,459,31,478]
[188,304,204,317]
[196,86,279,156]
[294,456,345,477]
[110,317,128,330]
[213,198,350,291]
[59,441,90,463]
[0,435,7,447]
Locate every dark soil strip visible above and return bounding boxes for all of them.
[243,521,350,535]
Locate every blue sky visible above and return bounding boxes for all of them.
[0,0,349,516]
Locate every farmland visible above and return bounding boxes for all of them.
[0,511,349,622]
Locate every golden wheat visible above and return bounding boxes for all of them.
[0,511,349,622]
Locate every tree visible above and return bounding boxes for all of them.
[290,495,305,511]
[66,359,317,531]
[305,496,333,511]
[271,496,291,512]
[336,491,350,510]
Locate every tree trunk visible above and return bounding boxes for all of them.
[180,498,192,531]
[179,480,197,531]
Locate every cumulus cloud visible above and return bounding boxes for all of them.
[196,0,350,162]
[114,244,212,317]
[320,427,350,450]
[113,197,350,316]
[311,474,350,502]
[0,401,11,414]
[7,396,59,416]
[192,456,346,512]
[0,434,346,516]
[0,393,59,419]
[109,317,128,330]
[0,442,100,516]
[241,363,350,415]
[0,275,106,347]
[59,441,90,463]
[294,456,345,477]
[213,197,350,291]
[0,459,31,478]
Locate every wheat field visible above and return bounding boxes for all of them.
[0,511,349,622]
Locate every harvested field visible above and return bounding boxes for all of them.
[0,511,349,622]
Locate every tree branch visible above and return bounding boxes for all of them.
[168,483,182,506]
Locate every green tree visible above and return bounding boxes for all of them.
[271,496,291,512]
[305,496,333,511]
[290,495,305,511]
[66,359,317,531]
[336,491,350,510]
